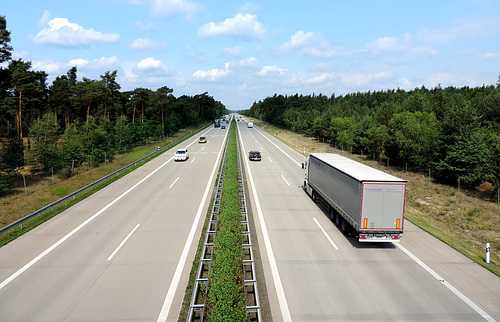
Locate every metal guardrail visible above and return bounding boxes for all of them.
[0,125,210,236]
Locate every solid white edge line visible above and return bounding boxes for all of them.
[107,224,141,261]
[254,127,301,167]
[239,123,292,321]
[313,218,339,251]
[169,177,180,189]
[395,243,495,322]
[281,174,290,186]
[0,156,174,291]
[156,124,230,322]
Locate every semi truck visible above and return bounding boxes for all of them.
[303,153,406,242]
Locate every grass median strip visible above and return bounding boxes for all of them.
[206,121,247,320]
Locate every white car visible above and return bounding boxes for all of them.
[247,122,253,128]
[174,148,189,161]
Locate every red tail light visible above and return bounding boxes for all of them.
[359,234,368,239]
[392,235,400,240]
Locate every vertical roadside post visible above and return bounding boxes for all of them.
[486,243,491,264]
[23,175,27,196]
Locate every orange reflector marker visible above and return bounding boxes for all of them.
[396,218,400,229]
[363,218,368,229]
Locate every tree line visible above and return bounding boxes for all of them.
[0,16,227,192]
[242,84,500,189]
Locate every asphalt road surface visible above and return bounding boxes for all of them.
[237,120,500,321]
[1,118,499,321]
[0,125,229,321]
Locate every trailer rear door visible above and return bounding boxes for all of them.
[360,182,406,231]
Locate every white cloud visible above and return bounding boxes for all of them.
[365,33,411,53]
[38,10,51,27]
[198,13,266,41]
[398,78,413,90]
[66,57,119,70]
[222,46,243,58]
[257,65,287,76]
[238,57,258,68]
[239,2,261,13]
[133,57,171,76]
[130,38,167,51]
[482,52,500,60]
[67,58,89,68]
[91,56,119,69]
[408,46,439,57]
[415,17,499,47]
[278,30,346,58]
[132,0,202,19]
[32,59,61,74]
[341,71,392,87]
[193,63,232,81]
[32,15,119,47]
[136,21,158,30]
[303,73,333,85]
[279,31,320,52]
[427,72,477,88]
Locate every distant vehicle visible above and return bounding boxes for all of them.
[226,120,229,124]
[249,151,261,161]
[214,119,220,127]
[174,148,189,161]
[247,122,253,128]
[303,153,406,242]
[221,125,226,129]
[198,136,207,143]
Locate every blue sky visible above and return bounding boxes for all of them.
[2,0,500,110]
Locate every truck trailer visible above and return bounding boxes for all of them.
[303,153,406,242]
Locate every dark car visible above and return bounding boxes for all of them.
[221,125,226,129]
[249,151,261,161]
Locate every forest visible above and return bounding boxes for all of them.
[242,83,500,189]
[0,16,227,192]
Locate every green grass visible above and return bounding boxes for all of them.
[206,120,247,321]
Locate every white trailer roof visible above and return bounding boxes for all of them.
[310,153,406,183]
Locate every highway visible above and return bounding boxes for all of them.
[0,125,229,321]
[237,120,500,321]
[0,117,499,321]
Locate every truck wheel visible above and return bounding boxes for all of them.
[341,219,348,233]
[335,213,341,226]
[311,190,317,202]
